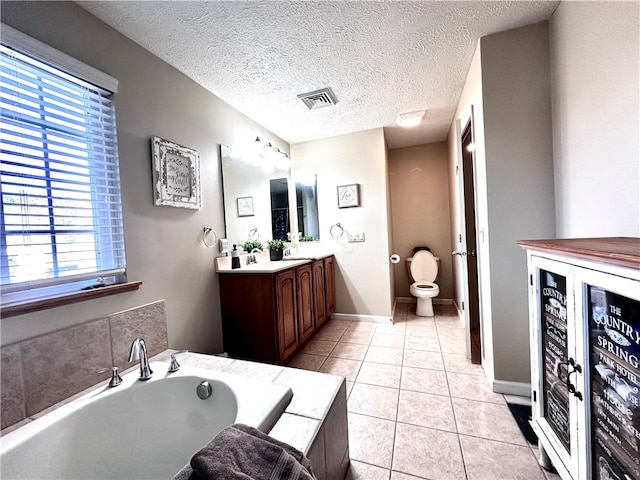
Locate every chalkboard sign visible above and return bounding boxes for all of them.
[588,286,640,480]
[540,269,571,452]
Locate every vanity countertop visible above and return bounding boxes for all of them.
[282,252,334,261]
[216,251,334,273]
[216,257,311,273]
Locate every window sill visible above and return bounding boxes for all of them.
[0,281,143,318]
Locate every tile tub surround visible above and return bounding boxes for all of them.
[0,300,168,430]
[289,303,561,480]
[175,352,349,480]
[1,349,349,480]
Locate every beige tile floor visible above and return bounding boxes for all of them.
[288,303,562,480]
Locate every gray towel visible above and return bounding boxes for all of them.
[176,423,315,480]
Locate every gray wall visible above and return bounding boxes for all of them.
[1,2,286,352]
[448,4,639,389]
[480,22,556,384]
[447,22,556,388]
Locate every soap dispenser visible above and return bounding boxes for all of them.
[231,244,241,269]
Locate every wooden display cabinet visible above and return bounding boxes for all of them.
[519,238,640,480]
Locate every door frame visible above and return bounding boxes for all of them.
[455,107,484,364]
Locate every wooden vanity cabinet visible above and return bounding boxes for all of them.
[324,255,336,316]
[219,272,283,364]
[219,256,336,365]
[275,268,299,361]
[312,260,327,328]
[296,264,315,344]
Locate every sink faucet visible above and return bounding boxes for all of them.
[247,248,262,265]
[129,337,153,380]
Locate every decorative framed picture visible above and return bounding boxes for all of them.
[337,183,360,208]
[237,196,254,217]
[152,136,201,209]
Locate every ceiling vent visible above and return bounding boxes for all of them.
[297,88,338,110]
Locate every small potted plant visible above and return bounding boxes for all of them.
[267,239,285,261]
[240,240,263,253]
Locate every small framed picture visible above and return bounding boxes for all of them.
[237,196,254,217]
[152,136,201,209]
[337,183,360,208]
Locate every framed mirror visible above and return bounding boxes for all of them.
[220,144,320,249]
[295,174,319,241]
[270,178,290,241]
[220,144,291,249]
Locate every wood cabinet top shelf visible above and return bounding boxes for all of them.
[518,237,640,270]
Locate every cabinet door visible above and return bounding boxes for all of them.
[275,269,299,361]
[529,255,580,480]
[324,256,336,316]
[297,264,315,343]
[576,267,640,480]
[312,260,327,328]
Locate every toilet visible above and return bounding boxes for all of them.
[407,250,440,317]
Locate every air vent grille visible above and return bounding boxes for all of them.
[297,88,338,110]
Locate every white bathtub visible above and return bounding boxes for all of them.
[0,361,293,479]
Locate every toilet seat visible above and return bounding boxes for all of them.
[408,250,439,317]
[410,282,440,296]
[410,251,438,283]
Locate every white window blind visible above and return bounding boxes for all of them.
[0,42,126,303]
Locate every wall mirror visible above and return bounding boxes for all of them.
[220,144,320,249]
[221,144,289,248]
[270,177,290,241]
[295,174,319,241]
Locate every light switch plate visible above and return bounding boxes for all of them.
[348,232,365,243]
[218,238,229,253]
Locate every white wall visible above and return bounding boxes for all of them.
[291,129,394,319]
[550,1,640,237]
[1,2,286,353]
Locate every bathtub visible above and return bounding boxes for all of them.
[0,361,293,479]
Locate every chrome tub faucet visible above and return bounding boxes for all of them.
[129,337,153,381]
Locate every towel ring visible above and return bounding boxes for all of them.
[202,226,217,248]
[248,228,259,241]
[330,223,344,239]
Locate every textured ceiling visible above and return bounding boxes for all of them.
[77,1,559,150]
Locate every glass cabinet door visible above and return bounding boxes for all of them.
[578,268,640,480]
[530,256,580,479]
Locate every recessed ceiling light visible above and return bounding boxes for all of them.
[396,110,425,128]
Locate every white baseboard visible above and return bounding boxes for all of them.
[492,379,531,397]
[330,313,392,324]
[395,297,454,306]
[434,298,454,306]
[396,296,414,304]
